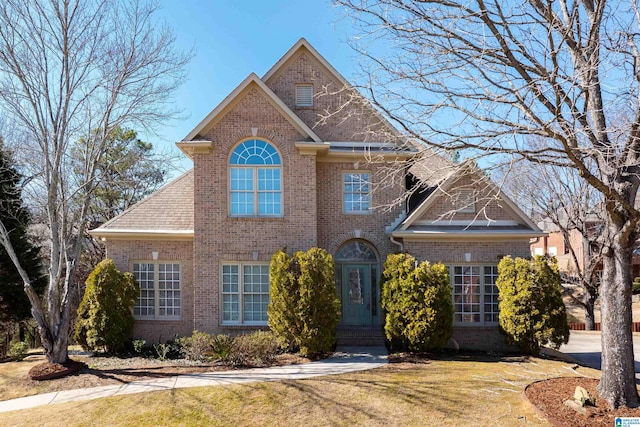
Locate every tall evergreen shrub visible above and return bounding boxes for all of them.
[381,253,453,351]
[497,256,569,355]
[268,248,340,356]
[74,259,138,353]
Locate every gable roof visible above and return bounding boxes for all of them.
[263,38,404,142]
[263,38,350,87]
[182,73,322,144]
[89,170,194,240]
[392,161,544,240]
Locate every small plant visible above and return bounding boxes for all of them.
[7,340,29,361]
[180,330,213,362]
[227,331,281,367]
[153,343,170,361]
[211,334,233,361]
[633,277,640,294]
[132,339,146,354]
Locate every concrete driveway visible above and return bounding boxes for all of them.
[559,331,640,377]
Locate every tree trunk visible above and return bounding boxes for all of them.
[597,234,639,408]
[584,297,596,331]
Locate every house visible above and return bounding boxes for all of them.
[531,214,640,280]
[90,39,544,351]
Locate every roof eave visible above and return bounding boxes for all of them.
[88,229,194,241]
[391,230,546,242]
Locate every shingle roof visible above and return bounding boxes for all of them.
[406,145,455,188]
[92,170,194,232]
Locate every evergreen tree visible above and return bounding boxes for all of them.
[381,253,453,351]
[497,256,569,355]
[0,142,46,322]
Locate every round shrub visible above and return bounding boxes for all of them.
[497,256,569,355]
[7,340,29,361]
[180,330,213,362]
[74,259,138,353]
[227,331,281,366]
[381,253,453,352]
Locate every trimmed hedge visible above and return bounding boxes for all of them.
[268,248,340,357]
[74,259,138,353]
[381,253,453,351]
[497,256,569,355]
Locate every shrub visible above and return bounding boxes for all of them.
[154,342,170,361]
[7,340,29,361]
[132,339,146,354]
[268,248,340,357]
[180,330,213,362]
[267,250,301,350]
[211,334,233,362]
[381,253,453,352]
[74,259,139,353]
[228,331,281,366]
[497,256,570,355]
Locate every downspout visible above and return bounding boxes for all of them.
[390,235,404,252]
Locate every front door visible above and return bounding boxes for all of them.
[342,264,371,325]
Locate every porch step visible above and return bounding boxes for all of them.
[336,326,385,346]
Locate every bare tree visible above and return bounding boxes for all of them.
[0,0,190,364]
[337,0,640,408]
[500,160,605,330]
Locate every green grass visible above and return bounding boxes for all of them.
[0,355,599,426]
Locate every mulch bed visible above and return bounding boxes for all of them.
[525,377,640,427]
[28,360,86,381]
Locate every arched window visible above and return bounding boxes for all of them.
[229,139,282,216]
[335,240,378,262]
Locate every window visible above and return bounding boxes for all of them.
[230,139,282,217]
[132,262,181,319]
[343,172,370,213]
[455,189,476,213]
[222,263,270,324]
[295,84,314,107]
[452,265,499,325]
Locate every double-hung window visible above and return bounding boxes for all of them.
[132,262,181,320]
[222,263,270,325]
[452,265,499,325]
[343,172,371,213]
[230,139,282,217]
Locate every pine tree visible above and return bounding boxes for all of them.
[0,142,46,322]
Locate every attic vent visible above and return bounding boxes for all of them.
[455,189,476,213]
[295,84,314,107]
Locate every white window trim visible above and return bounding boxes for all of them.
[229,165,283,218]
[342,171,372,215]
[220,262,270,326]
[450,264,499,327]
[131,260,182,321]
[295,84,314,107]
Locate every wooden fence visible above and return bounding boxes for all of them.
[569,322,640,332]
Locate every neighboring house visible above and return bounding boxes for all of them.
[531,215,640,280]
[90,39,544,351]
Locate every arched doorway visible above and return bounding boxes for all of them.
[335,240,380,325]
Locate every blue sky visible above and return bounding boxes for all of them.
[154,1,355,171]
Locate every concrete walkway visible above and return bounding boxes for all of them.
[0,346,387,413]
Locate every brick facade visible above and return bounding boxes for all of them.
[105,240,194,343]
[96,39,543,352]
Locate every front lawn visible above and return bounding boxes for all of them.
[0,353,598,426]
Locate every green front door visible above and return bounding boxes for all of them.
[342,264,371,325]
